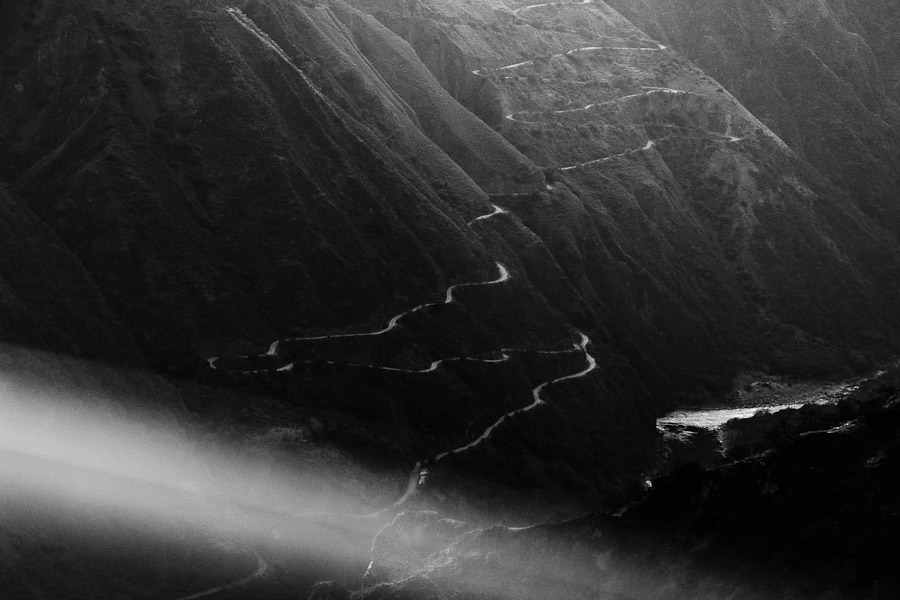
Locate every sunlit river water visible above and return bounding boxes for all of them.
[657,378,867,431]
[658,400,831,430]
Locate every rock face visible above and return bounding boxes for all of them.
[1,0,899,519]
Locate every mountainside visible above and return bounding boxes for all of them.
[0,183,142,365]
[0,0,900,598]
[1,0,899,595]
[348,367,900,600]
[605,0,900,233]
[0,0,497,372]
[1,0,900,501]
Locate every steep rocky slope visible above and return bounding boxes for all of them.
[0,0,493,371]
[1,0,900,506]
[356,0,900,384]
[1,0,899,597]
[606,0,900,234]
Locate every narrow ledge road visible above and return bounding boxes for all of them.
[264,261,509,356]
[201,202,602,596]
[513,0,597,16]
[194,11,611,600]
[175,550,267,600]
[472,43,666,77]
[468,203,509,226]
[434,332,596,461]
[505,88,707,124]
[206,259,512,368]
[270,351,513,378]
[362,334,599,576]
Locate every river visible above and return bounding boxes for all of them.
[657,377,866,431]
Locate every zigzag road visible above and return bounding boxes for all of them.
[468,203,508,226]
[273,261,509,353]
[472,43,666,77]
[502,86,746,169]
[175,550,267,600]
[559,139,655,171]
[201,161,600,595]
[207,260,510,370]
[557,129,744,171]
[282,332,596,513]
[195,10,592,599]
[433,332,596,461]
[209,202,598,502]
[504,87,690,123]
[469,5,747,170]
[202,6,739,595]
[513,0,597,16]
[362,331,598,571]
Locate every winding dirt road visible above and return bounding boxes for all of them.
[513,0,596,16]
[201,6,759,595]
[198,11,599,599]
[275,351,512,377]
[209,259,511,373]
[468,6,745,171]
[251,261,509,358]
[434,332,596,461]
[209,267,509,371]
[472,43,666,77]
[468,203,509,226]
[176,550,267,600]
[559,139,655,171]
[504,88,693,123]
[201,163,602,596]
